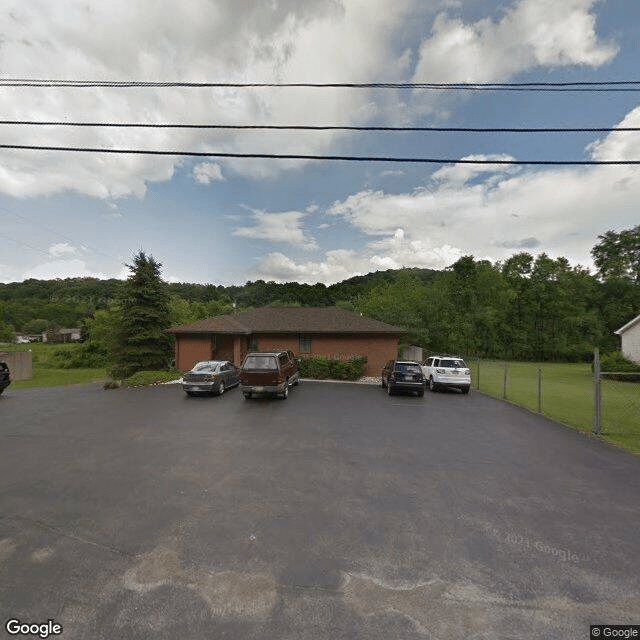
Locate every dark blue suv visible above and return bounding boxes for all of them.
[0,361,11,395]
[381,360,425,397]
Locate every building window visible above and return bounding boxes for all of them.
[299,334,312,353]
[249,336,258,351]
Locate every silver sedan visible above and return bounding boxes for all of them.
[182,360,240,397]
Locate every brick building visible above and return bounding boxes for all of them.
[165,307,402,377]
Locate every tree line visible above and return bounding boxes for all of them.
[1,225,639,366]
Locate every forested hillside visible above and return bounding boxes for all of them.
[1,226,639,361]
[0,268,439,337]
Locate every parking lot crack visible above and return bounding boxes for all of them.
[6,515,135,558]
[276,582,343,594]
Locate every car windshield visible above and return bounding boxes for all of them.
[244,356,278,370]
[441,359,467,368]
[192,362,219,372]
[395,363,422,373]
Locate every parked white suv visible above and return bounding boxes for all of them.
[422,356,471,394]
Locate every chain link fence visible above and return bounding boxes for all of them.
[594,350,640,452]
[472,354,640,454]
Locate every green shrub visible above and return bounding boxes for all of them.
[50,342,109,369]
[109,362,138,380]
[298,356,367,381]
[120,369,183,387]
[598,351,640,382]
[8,342,110,370]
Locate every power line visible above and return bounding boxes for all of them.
[2,79,640,91]
[0,119,639,133]
[2,143,639,164]
[0,232,51,257]
[0,206,120,264]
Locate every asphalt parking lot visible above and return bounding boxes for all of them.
[1,381,639,639]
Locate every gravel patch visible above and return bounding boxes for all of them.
[300,376,381,385]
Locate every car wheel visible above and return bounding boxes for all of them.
[417,388,424,397]
[243,392,251,400]
[461,386,470,394]
[185,391,195,397]
[429,377,437,392]
[218,381,225,396]
[381,377,387,388]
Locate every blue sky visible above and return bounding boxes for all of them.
[1,0,640,285]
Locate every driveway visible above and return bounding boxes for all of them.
[1,382,639,639]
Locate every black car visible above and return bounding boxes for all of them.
[0,361,11,395]
[381,360,425,397]
[182,360,240,397]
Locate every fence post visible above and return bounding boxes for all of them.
[537,368,542,413]
[594,349,601,434]
[503,362,508,400]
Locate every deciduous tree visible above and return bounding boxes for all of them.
[591,224,640,284]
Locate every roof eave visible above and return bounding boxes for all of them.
[166,327,401,335]
[165,328,251,335]
[615,313,640,335]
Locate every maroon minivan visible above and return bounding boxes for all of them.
[240,350,300,400]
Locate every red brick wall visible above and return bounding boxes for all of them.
[175,335,238,371]
[175,332,399,376]
[254,333,399,377]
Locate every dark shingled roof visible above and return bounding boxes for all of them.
[165,306,402,335]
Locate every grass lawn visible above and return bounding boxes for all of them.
[1,342,107,388]
[601,377,640,454]
[0,342,182,389]
[470,360,640,455]
[12,368,108,389]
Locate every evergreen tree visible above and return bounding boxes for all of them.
[110,252,172,379]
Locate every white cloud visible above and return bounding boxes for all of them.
[116,264,132,280]
[48,242,78,258]
[102,211,124,219]
[413,0,618,84]
[252,107,640,282]
[0,263,22,284]
[252,231,466,284]
[432,155,521,187]
[253,250,366,284]
[193,163,225,184]
[0,0,420,196]
[22,259,108,281]
[0,0,619,199]
[367,228,465,269]
[588,106,640,161]
[233,208,318,249]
